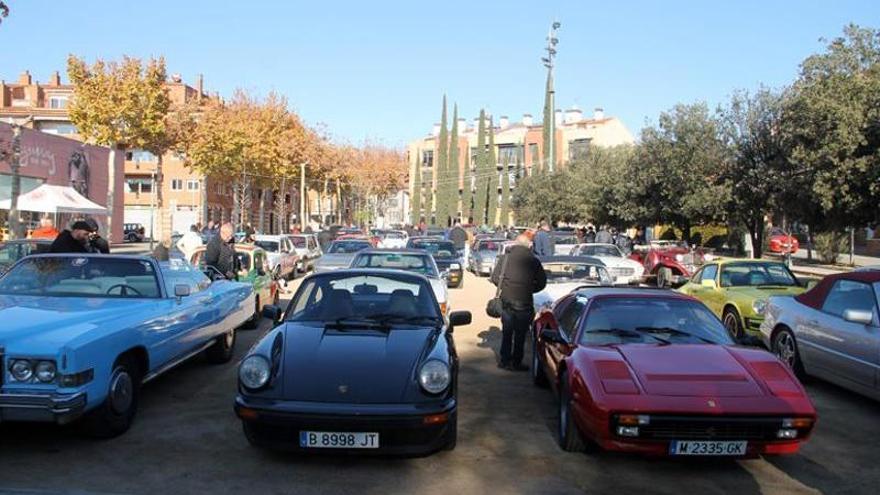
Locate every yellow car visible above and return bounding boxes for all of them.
[678,259,806,339]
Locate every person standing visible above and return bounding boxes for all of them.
[584,225,596,244]
[152,233,172,261]
[48,220,94,253]
[31,217,60,240]
[532,220,555,257]
[595,225,613,244]
[490,235,547,371]
[177,224,203,260]
[84,218,110,254]
[205,223,238,280]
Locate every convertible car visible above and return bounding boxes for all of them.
[0,255,253,437]
[760,271,880,400]
[314,239,373,273]
[569,243,645,285]
[679,259,806,339]
[532,287,816,456]
[532,256,612,312]
[235,269,471,455]
[350,248,451,317]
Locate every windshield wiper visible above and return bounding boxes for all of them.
[367,313,444,327]
[324,317,391,330]
[635,327,714,344]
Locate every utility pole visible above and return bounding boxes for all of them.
[541,21,560,172]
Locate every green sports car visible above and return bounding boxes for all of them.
[678,259,806,339]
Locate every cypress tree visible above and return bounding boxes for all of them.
[487,117,499,227]
[462,148,473,223]
[500,155,510,227]
[473,109,488,226]
[447,103,460,224]
[410,152,422,225]
[542,71,553,173]
[435,95,449,226]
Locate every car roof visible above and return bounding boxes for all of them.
[538,255,606,266]
[307,267,432,283]
[357,248,430,255]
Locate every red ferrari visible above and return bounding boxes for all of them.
[768,229,800,254]
[531,288,816,457]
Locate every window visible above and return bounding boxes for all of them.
[171,179,184,191]
[187,179,200,191]
[48,96,69,109]
[557,297,587,339]
[128,150,157,163]
[822,280,877,319]
[497,145,522,166]
[37,122,77,135]
[569,138,591,162]
[126,179,152,194]
[700,265,718,283]
[422,150,434,168]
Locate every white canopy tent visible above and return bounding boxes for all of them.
[0,184,107,215]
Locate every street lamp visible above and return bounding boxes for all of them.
[543,21,560,172]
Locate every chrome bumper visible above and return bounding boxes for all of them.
[0,391,87,424]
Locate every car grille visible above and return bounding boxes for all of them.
[625,416,785,441]
[609,267,635,277]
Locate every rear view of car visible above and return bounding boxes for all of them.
[315,239,373,273]
[378,230,409,249]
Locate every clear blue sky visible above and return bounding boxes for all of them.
[1,0,878,146]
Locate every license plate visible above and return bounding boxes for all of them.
[669,440,747,456]
[299,431,379,449]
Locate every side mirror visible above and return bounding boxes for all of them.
[449,310,472,329]
[701,279,717,289]
[843,309,873,325]
[262,304,283,323]
[539,329,566,345]
[174,284,191,298]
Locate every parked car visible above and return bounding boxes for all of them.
[314,239,373,273]
[236,269,471,454]
[552,232,579,256]
[761,271,880,400]
[630,240,712,287]
[123,223,146,243]
[569,243,645,285]
[0,254,253,437]
[468,238,505,276]
[189,244,278,327]
[378,230,409,249]
[532,287,816,456]
[350,249,450,317]
[337,233,379,247]
[252,234,300,281]
[289,234,323,273]
[408,237,464,288]
[767,228,800,255]
[679,259,806,339]
[0,238,52,275]
[532,256,612,312]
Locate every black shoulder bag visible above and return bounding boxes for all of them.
[485,254,510,318]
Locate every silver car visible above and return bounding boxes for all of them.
[469,239,504,276]
[314,239,373,273]
[760,271,880,400]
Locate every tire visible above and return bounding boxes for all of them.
[723,307,744,340]
[442,413,457,451]
[772,327,807,379]
[206,329,236,364]
[243,296,260,329]
[531,332,549,388]
[82,356,140,438]
[656,267,672,288]
[557,371,586,452]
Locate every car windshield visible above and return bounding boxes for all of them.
[578,245,622,257]
[328,240,372,254]
[721,262,798,287]
[253,240,279,252]
[580,297,732,346]
[477,241,500,252]
[411,240,457,258]
[352,252,438,277]
[384,231,406,239]
[290,236,307,248]
[287,273,440,323]
[0,256,162,298]
[0,241,49,263]
[543,263,612,285]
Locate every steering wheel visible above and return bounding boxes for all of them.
[105,284,143,296]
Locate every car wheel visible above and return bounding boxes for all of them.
[773,327,807,379]
[723,307,744,340]
[557,371,586,452]
[83,356,140,438]
[206,329,236,364]
[656,267,672,288]
[442,413,457,451]
[531,332,549,388]
[243,296,260,329]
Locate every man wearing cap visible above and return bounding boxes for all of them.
[48,220,94,253]
[84,218,110,254]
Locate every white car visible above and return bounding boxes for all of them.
[289,234,323,273]
[349,249,450,317]
[532,256,613,312]
[378,230,409,249]
[252,234,299,280]
[552,232,579,256]
[568,243,645,285]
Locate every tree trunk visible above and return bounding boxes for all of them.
[749,217,763,259]
[106,145,118,241]
[806,224,814,261]
[8,124,23,240]
[336,179,342,225]
[232,180,241,228]
[258,188,266,233]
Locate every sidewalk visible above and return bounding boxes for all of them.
[765,249,880,278]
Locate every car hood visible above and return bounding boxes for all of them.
[0,295,158,353]
[593,256,640,269]
[728,285,804,302]
[281,324,437,403]
[533,282,594,310]
[616,345,766,397]
[316,253,355,268]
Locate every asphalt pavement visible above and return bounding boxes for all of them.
[1,272,878,494]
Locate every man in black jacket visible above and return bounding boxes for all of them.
[48,220,94,253]
[84,218,110,254]
[205,223,238,280]
[490,235,547,371]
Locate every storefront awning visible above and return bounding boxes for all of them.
[0,184,108,215]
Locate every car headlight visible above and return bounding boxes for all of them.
[753,299,768,315]
[450,263,461,269]
[239,355,271,390]
[10,360,33,382]
[418,360,450,394]
[35,360,57,383]
[675,254,684,262]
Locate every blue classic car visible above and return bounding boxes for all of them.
[0,254,255,437]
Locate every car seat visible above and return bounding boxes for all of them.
[388,289,418,318]
[321,289,355,320]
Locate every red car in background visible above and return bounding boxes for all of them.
[336,233,380,247]
[531,287,816,457]
[630,240,712,287]
[768,229,800,254]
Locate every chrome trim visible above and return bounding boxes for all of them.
[142,340,216,383]
[0,391,87,413]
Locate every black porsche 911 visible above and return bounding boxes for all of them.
[235,269,471,455]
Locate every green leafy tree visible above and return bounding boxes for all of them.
[0,2,9,24]
[473,110,488,226]
[462,149,473,222]
[569,145,639,227]
[447,103,460,223]
[487,118,499,226]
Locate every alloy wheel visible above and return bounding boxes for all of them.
[775,332,796,368]
[109,369,134,415]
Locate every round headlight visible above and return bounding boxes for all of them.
[35,361,57,383]
[10,360,33,382]
[753,299,768,315]
[675,254,684,262]
[450,263,461,269]
[239,355,271,390]
[418,360,450,394]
